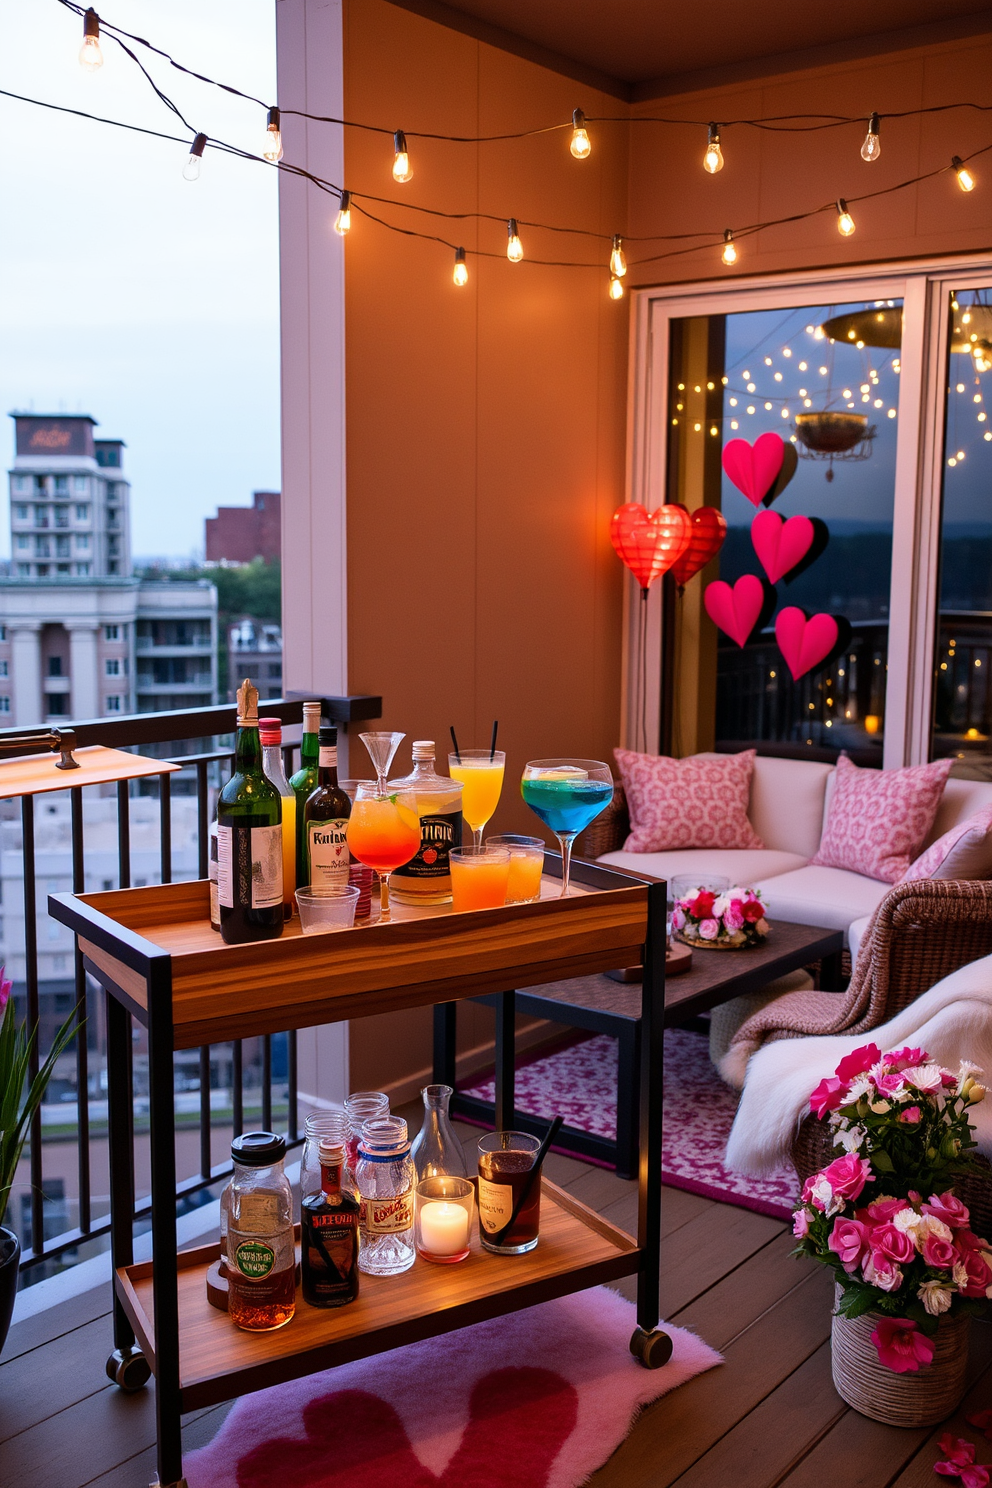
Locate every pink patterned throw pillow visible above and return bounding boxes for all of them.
[902,805,992,883]
[810,754,953,884]
[613,748,763,852]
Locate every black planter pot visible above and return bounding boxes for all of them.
[0,1226,20,1358]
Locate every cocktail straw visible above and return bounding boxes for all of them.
[490,1115,563,1248]
[450,725,462,763]
[490,719,499,760]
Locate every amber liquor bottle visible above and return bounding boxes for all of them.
[301,1137,360,1308]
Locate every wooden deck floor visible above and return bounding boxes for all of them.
[2,1109,990,1487]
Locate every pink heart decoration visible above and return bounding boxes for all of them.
[751,510,815,584]
[775,606,840,680]
[703,574,765,648]
[722,432,786,507]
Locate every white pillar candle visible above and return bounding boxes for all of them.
[419,1199,470,1256]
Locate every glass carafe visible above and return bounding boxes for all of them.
[410,1083,468,1180]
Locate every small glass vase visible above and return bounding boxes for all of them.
[410,1084,468,1180]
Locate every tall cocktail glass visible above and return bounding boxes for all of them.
[360,731,405,794]
[345,783,421,920]
[520,759,613,898]
[448,749,505,849]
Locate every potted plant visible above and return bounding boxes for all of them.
[0,967,77,1355]
[792,1042,991,1426]
[672,885,769,950]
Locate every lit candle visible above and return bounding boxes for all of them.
[419,1199,470,1256]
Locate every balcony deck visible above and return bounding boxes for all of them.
[3,1106,989,1488]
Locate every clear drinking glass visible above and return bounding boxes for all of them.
[520,759,613,898]
[410,1084,468,1180]
[448,748,506,848]
[449,845,510,911]
[345,781,421,921]
[477,1130,543,1254]
[359,731,405,794]
[487,833,545,904]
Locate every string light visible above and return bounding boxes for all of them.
[610,234,627,277]
[392,130,412,183]
[609,274,624,300]
[182,131,207,182]
[334,190,351,235]
[952,155,976,191]
[721,229,738,265]
[836,198,856,235]
[263,106,283,163]
[78,7,103,70]
[506,218,523,262]
[570,108,591,159]
[860,112,881,162]
[453,246,468,286]
[704,123,724,174]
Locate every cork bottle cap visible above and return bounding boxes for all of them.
[237,678,259,727]
[411,740,435,760]
[319,1137,346,1164]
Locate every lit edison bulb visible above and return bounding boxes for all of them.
[334,190,352,236]
[570,108,591,160]
[836,198,856,236]
[79,8,103,70]
[183,133,207,182]
[704,123,724,174]
[721,229,738,266]
[609,275,624,300]
[953,155,976,192]
[860,112,881,162]
[263,107,283,163]
[506,218,523,263]
[610,234,627,277]
[392,130,412,184]
[453,247,468,286]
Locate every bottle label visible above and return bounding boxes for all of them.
[478,1178,514,1235]
[218,824,283,910]
[391,807,462,880]
[234,1239,275,1278]
[319,745,338,768]
[308,819,350,888]
[360,1191,414,1234]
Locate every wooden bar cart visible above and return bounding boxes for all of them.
[49,857,669,1488]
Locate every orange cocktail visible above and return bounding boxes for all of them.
[346,787,421,919]
[449,846,510,911]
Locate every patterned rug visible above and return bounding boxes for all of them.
[461,1028,797,1222]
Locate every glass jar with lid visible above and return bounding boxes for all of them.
[355,1115,416,1275]
[227,1131,296,1331]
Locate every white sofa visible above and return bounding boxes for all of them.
[597,755,992,959]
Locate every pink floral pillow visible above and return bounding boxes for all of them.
[810,754,953,884]
[902,805,992,883]
[613,748,763,852]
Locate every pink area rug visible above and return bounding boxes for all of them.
[184,1286,721,1488]
[462,1029,797,1222]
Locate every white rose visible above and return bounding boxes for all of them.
[953,1260,970,1288]
[811,1176,843,1216]
[712,895,730,917]
[918,1279,953,1316]
[838,1124,866,1154]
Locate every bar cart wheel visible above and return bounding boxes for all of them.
[629,1326,674,1370]
[106,1344,151,1391]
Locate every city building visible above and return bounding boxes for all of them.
[205,488,280,564]
[0,414,219,725]
[226,616,283,701]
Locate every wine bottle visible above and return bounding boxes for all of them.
[290,702,321,889]
[217,679,284,944]
[303,726,352,889]
[259,717,296,918]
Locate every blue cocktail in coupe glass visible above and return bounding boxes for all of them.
[520,759,613,897]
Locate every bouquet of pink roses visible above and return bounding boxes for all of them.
[672,885,769,949]
[792,1042,991,1371]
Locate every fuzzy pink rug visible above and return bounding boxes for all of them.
[184,1286,721,1488]
[462,1029,797,1221]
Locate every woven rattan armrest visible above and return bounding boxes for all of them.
[576,779,629,860]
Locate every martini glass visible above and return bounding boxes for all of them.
[360,731,406,794]
[346,782,421,920]
[520,759,613,898]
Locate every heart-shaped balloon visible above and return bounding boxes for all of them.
[610,502,692,591]
[703,574,765,648]
[722,432,787,507]
[775,606,840,680]
[671,505,727,588]
[751,510,815,584]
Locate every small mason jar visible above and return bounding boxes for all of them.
[344,1091,389,1180]
[300,1111,349,1199]
[355,1115,416,1275]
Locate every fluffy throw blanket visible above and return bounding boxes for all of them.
[725,951,992,1176]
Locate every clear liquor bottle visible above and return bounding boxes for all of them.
[355,1116,416,1276]
[217,679,284,944]
[303,726,352,889]
[388,741,463,905]
[290,702,321,889]
[259,717,296,918]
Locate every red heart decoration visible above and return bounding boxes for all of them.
[610,502,692,591]
[775,606,839,680]
[722,432,786,507]
[671,505,727,587]
[703,574,765,647]
[751,510,815,584]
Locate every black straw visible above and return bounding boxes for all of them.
[490,1115,563,1248]
[490,719,499,760]
[450,725,461,763]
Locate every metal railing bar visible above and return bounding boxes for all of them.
[163,749,235,768]
[199,1046,211,1178]
[21,794,44,1259]
[70,786,91,1234]
[116,780,130,890]
[288,1030,298,1143]
[232,1040,243,1139]
[159,771,172,885]
[262,1036,272,1132]
[196,761,209,880]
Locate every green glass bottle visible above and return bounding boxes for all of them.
[290,701,321,889]
[218,679,284,944]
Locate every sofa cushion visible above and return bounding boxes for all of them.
[598,848,807,885]
[613,747,763,853]
[903,805,992,883]
[751,864,890,931]
[848,913,871,964]
[809,754,953,883]
[747,755,835,859]
[924,777,992,847]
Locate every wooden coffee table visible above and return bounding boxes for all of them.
[442,919,845,1179]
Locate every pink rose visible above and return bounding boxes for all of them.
[0,967,9,1017]
[792,1209,810,1238]
[874,1072,906,1097]
[870,1316,935,1372]
[922,1233,957,1270]
[835,1044,882,1084]
[671,907,685,931]
[924,1192,971,1229]
[698,918,720,941]
[899,1105,922,1124]
[688,890,715,919]
[860,1196,907,1224]
[870,1222,915,1265]
[723,905,744,932]
[884,1046,930,1072]
[955,1245,992,1298]
[863,1252,903,1291]
[828,1217,871,1273]
[820,1153,872,1205]
[741,897,764,923]
[810,1076,845,1119]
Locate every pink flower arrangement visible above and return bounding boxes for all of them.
[792,1042,991,1372]
[672,884,769,949]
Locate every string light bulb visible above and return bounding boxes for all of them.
[952,156,976,192]
[860,112,881,162]
[704,123,724,174]
[263,107,283,162]
[609,275,624,301]
[570,108,591,159]
[183,132,207,182]
[506,219,523,263]
[453,246,468,286]
[392,130,412,183]
[721,229,738,266]
[79,8,103,71]
[334,190,351,236]
[610,234,627,277]
[836,198,856,236]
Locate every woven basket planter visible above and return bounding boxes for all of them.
[676,929,762,952]
[831,1286,970,1426]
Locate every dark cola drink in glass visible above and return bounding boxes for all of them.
[477,1131,543,1254]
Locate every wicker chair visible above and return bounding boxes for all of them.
[577,779,628,860]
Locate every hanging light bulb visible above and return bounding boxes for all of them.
[263,107,283,163]
[860,112,881,162]
[453,247,468,286]
[952,155,976,192]
[610,234,627,277]
[506,219,523,263]
[704,123,724,174]
[334,190,352,236]
[836,198,856,236]
[609,275,625,301]
[570,108,591,159]
[183,133,207,182]
[79,8,103,70]
[721,229,738,266]
[392,130,412,183]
